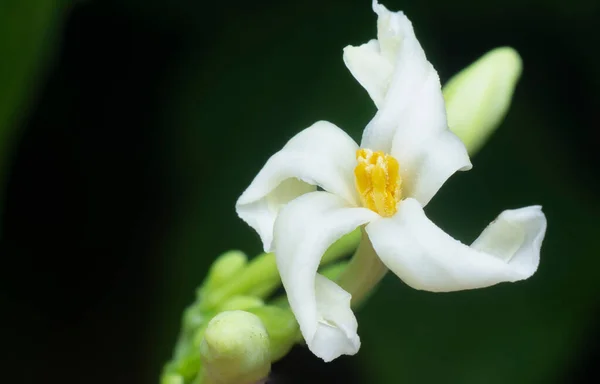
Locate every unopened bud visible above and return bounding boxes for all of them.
[200,310,270,384]
[443,47,523,155]
[200,250,248,297]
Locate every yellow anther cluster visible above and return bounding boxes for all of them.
[354,148,402,217]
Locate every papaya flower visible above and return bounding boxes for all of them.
[235,0,546,362]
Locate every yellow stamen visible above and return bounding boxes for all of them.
[354,149,402,217]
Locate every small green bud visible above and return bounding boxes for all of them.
[443,47,523,155]
[161,373,184,384]
[201,253,280,310]
[200,310,271,384]
[172,351,202,381]
[183,303,207,333]
[200,250,248,296]
[248,306,299,362]
[218,295,264,311]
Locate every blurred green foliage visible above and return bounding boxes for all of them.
[1,0,599,383]
[0,0,65,221]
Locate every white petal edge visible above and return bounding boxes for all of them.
[366,198,546,292]
[343,39,393,109]
[236,121,359,252]
[372,0,407,61]
[312,274,360,362]
[342,1,419,111]
[273,191,379,361]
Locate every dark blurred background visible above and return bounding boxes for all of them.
[1,0,599,383]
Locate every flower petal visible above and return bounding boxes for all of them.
[343,39,393,108]
[395,131,472,207]
[273,191,378,361]
[385,47,471,207]
[236,121,359,251]
[312,274,360,362]
[342,1,419,113]
[356,3,431,153]
[366,198,546,292]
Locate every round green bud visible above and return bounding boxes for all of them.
[200,310,270,384]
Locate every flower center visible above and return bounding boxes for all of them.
[354,149,402,217]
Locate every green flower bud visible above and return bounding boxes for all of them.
[201,252,280,310]
[171,351,202,381]
[200,250,248,296]
[161,373,184,384]
[218,295,264,311]
[443,47,523,155]
[200,310,271,384]
[183,303,207,333]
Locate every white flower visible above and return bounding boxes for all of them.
[235,1,547,362]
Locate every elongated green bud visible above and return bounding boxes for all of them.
[218,295,264,311]
[200,310,271,384]
[443,47,523,155]
[200,250,248,296]
[201,252,280,310]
